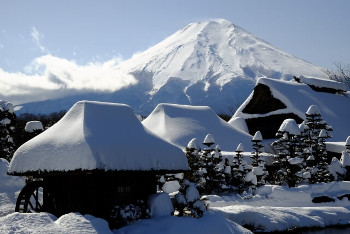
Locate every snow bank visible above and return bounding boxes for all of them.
[143,103,252,151]
[0,159,24,216]
[210,182,350,232]
[0,212,112,233]
[214,205,350,232]
[115,212,252,234]
[9,101,189,174]
[149,193,174,217]
[234,78,350,141]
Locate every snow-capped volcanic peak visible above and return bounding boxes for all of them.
[14,19,326,115]
[123,18,324,91]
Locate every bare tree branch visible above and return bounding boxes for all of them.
[322,62,350,89]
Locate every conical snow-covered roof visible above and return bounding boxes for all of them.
[8,101,188,175]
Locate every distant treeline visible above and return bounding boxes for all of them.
[16,110,67,130]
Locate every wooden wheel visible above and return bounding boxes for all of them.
[15,181,45,213]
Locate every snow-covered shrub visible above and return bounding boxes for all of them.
[109,200,149,229]
[148,192,174,217]
[161,180,181,194]
[328,157,345,181]
[173,180,207,218]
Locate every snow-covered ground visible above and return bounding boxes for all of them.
[1,158,350,233]
[209,182,350,232]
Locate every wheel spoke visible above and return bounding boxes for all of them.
[28,200,35,210]
[15,181,45,213]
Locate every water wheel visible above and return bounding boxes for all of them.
[15,181,45,213]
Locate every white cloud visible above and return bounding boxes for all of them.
[31,27,48,53]
[0,55,137,105]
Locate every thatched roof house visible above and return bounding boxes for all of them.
[231,77,350,141]
[9,101,188,175]
[8,101,188,222]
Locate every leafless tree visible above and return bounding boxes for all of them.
[323,62,350,89]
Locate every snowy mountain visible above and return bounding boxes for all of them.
[16,19,325,115]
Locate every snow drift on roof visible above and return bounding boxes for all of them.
[233,78,350,142]
[142,103,252,151]
[8,101,188,174]
[297,75,348,92]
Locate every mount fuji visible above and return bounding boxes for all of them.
[16,19,325,115]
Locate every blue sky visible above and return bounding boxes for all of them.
[1,0,349,72]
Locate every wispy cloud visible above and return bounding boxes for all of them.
[31,27,48,53]
[0,55,137,105]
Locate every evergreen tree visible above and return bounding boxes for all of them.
[272,119,304,187]
[184,134,226,194]
[303,105,333,183]
[184,138,206,192]
[200,134,226,194]
[232,143,246,193]
[0,100,16,161]
[251,131,268,187]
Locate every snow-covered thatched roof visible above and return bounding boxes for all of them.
[296,75,348,92]
[8,101,188,175]
[142,103,252,151]
[233,77,350,141]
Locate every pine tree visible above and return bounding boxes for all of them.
[272,119,304,187]
[251,131,268,187]
[184,138,205,192]
[0,100,17,161]
[231,143,247,193]
[303,105,333,183]
[200,134,226,194]
[184,134,226,194]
